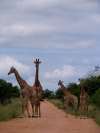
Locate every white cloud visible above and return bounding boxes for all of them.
[0,23,54,39]
[54,40,95,49]
[0,0,98,89]
[75,40,95,48]
[0,55,30,76]
[93,14,100,23]
[17,0,97,11]
[27,76,34,85]
[0,0,98,49]
[45,65,77,79]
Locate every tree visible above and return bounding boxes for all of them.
[43,89,55,99]
[91,88,100,106]
[55,89,64,99]
[67,83,80,98]
[79,76,100,96]
[0,79,20,104]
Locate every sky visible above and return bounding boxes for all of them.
[0,0,99,90]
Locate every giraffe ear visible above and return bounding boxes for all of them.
[33,59,36,63]
[38,58,42,63]
[59,80,63,83]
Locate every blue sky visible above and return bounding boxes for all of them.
[0,0,99,90]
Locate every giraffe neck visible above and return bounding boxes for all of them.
[35,66,40,86]
[81,87,85,96]
[14,69,25,89]
[60,84,70,96]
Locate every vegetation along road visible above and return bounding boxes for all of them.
[0,101,100,133]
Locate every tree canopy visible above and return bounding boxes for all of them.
[0,79,20,104]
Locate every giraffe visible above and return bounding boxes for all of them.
[58,80,78,111]
[33,58,43,98]
[79,85,89,117]
[31,58,43,117]
[8,67,33,117]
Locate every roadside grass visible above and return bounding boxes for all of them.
[87,105,100,125]
[0,98,22,121]
[50,99,100,126]
[49,99,64,110]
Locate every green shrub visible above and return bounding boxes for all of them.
[87,106,100,125]
[49,99,64,109]
[50,99,100,125]
[55,89,64,99]
[91,89,100,106]
[0,79,20,104]
[0,98,21,121]
[43,89,55,99]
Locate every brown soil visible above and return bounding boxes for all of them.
[0,101,100,133]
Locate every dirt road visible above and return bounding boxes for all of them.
[0,101,100,133]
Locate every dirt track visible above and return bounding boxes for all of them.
[0,101,100,133]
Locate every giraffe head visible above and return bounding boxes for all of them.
[58,80,63,86]
[8,66,16,75]
[34,58,41,68]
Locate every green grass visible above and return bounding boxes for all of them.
[49,99,64,109]
[87,105,100,125]
[49,99,78,115]
[94,111,100,125]
[50,99,100,126]
[0,98,22,121]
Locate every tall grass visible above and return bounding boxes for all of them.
[49,99,64,109]
[0,98,21,121]
[87,105,100,125]
[50,99,100,125]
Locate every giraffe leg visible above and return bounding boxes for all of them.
[37,105,39,117]
[26,102,31,118]
[84,105,88,118]
[64,100,68,110]
[24,98,31,118]
[29,100,34,118]
[34,104,36,116]
[37,104,39,117]
[22,97,28,117]
[20,97,26,117]
[39,104,41,117]
[21,102,24,114]
[79,105,83,119]
[33,104,36,117]
[22,103,27,117]
[31,103,35,117]
[33,105,35,117]
[35,105,38,117]
[74,100,78,112]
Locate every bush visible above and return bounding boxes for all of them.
[0,98,21,121]
[50,99,100,125]
[43,89,55,99]
[91,89,100,106]
[55,89,64,99]
[67,83,80,98]
[80,76,100,96]
[0,79,20,104]
[50,99,64,109]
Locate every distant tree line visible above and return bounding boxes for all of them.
[0,79,20,104]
